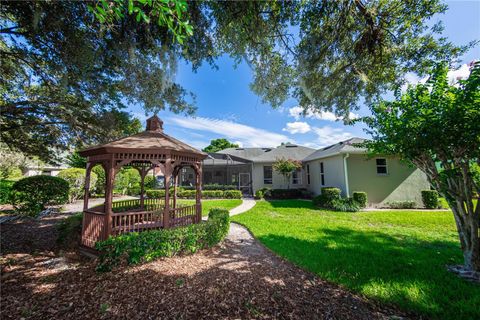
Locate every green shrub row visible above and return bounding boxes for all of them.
[386,201,417,209]
[264,188,313,199]
[145,189,242,199]
[182,184,237,191]
[11,175,69,216]
[421,190,439,209]
[96,208,230,271]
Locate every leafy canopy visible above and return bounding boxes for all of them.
[1,0,468,162]
[363,61,480,271]
[202,139,239,153]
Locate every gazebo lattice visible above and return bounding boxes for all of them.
[79,115,207,248]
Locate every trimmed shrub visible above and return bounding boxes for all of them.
[203,184,237,191]
[353,192,368,208]
[421,190,439,209]
[321,187,341,200]
[11,175,69,216]
[92,165,106,194]
[58,168,98,203]
[146,189,166,198]
[114,168,140,196]
[96,208,230,271]
[330,198,360,212]
[386,201,416,209]
[0,180,14,205]
[178,190,197,198]
[223,190,242,199]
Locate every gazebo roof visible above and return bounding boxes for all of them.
[79,115,207,158]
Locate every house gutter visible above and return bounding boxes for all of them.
[343,153,350,197]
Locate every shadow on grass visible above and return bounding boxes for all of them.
[257,226,480,320]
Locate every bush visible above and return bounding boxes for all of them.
[254,190,264,199]
[203,184,237,191]
[0,180,14,204]
[266,189,302,199]
[96,208,230,271]
[330,198,360,212]
[114,168,140,196]
[223,190,242,199]
[386,201,417,209]
[421,190,439,209]
[92,165,105,194]
[321,187,341,200]
[146,189,166,198]
[178,190,197,198]
[58,168,98,203]
[313,187,342,208]
[352,192,368,208]
[11,175,69,216]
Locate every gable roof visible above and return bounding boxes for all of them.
[302,137,367,161]
[250,143,316,163]
[217,147,272,160]
[79,116,206,158]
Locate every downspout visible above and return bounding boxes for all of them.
[343,153,350,197]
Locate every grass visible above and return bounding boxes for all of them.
[177,199,242,216]
[231,200,480,320]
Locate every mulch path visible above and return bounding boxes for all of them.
[1,215,413,319]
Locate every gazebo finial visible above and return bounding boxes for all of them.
[146,114,164,132]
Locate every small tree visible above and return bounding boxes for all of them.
[202,139,239,153]
[272,158,302,189]
[58,168,98,203]
[363,62,480,272]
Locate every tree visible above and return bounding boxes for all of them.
[362,62,480,272]
[1,1,466,162]
[202,139,239,153]
[272,157,302,189]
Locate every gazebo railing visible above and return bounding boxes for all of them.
[82,198,199,246]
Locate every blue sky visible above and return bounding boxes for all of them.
[130,0,480,150]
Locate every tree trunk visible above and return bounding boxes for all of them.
[449,201,480,271]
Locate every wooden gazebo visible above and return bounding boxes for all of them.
[79,115,207,248]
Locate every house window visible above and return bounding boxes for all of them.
[376,158,388,175]
[306,164,311,185]
[292,169,302,185]
[263,166,272,184]
[320,162,325,186]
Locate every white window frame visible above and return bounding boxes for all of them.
[376,158,388,175]
[292,169,302,185]
[263,166,273,184]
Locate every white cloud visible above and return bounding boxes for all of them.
[282,121,311,134]
[288,106,359,122]
[403,63,473,90]
[167,116,291,147]
[312,126,354,147]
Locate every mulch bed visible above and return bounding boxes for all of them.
[1,215,413,319]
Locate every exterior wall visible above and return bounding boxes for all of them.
[304,155,347,196]
[252,162,307,193]
[23,168,63,177]
[346,154,430,206]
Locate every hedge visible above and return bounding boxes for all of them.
[421,190,439,209]
[145,189,242,199]
[313,187,361,212]
[183,184,237,191]
[352,192,368,208]
[96,208,230,271]
[11,175,69,216]
[386,201,416,209]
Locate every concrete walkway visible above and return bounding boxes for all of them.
[228,197,256,216]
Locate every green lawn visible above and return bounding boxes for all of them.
[231,200,480,320]
[180,199,242,216]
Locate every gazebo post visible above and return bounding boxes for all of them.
[195,164,203,223]
[163,158,172,228]
[139,167,147,210]
[104,159,116,237]
[83,162,92,211]
[173,170,178,209]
